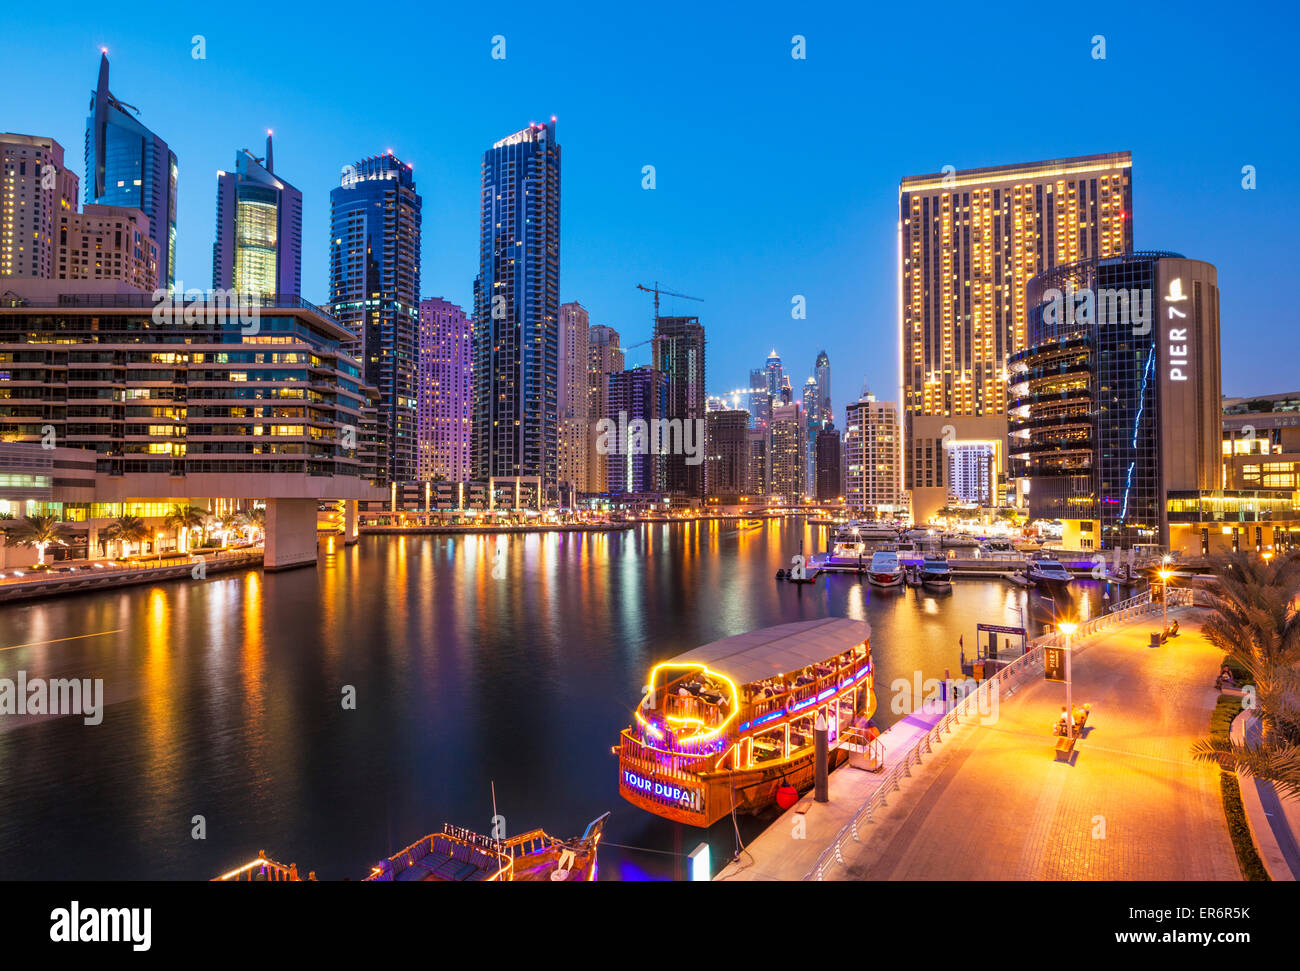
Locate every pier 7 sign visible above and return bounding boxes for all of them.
[1044,646,1066,683]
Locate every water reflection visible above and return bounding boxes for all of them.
[0,521,1129,880]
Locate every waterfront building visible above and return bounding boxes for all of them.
[1223,392,1300,493]
[558,302,590,499]
[844,391,902,517]
[587,324,624,493]
[653,315,706,497]
[329,151,421,485]
[55,205,157,290]
[84,53,177,289]
[1009,252,1223,552]
[1,134,79,279]
[213,133,303,298]
[770,402,804,502]
[0,280,383,568]
[416,298,472,484]
[747,426,769,496]
[947,442,996,506]
[900,153,1134,523]
[472,120,561,496]
[815,423,842,501]
[705,410,750,498]
[605,366,666,495]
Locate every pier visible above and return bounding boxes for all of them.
[717,590,1242,881]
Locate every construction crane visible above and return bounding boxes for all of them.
[635,281,702,324]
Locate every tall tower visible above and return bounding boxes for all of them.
[653,315,706,496]
[0,134,78,279]
[213,132,303,297]
[329,152,422,485]
[558,301,590,498]
[899,152,1133,523]
[814,349,831,420]
[587,324,624,493]
[84,52,177,289]
[472,120,561,495]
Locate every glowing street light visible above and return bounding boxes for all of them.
[1058,621,1078,739]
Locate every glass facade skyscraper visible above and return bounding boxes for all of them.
[84,53,177,289]
[213,133,302,298]
[329,152,422,485]
[653,315,706,496]
[472,120,561,493]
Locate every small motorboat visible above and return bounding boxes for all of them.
[920,556,953,591]
[867,550,904,588]
[1026,557,1072,592]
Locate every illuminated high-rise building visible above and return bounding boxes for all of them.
[899,152,1133,523]
[472,119,561,495]
[84,52,177,289]
[329,151,422,485]
[213,132,302,298]
[558,301,590,498]
[845,390,902,517]
[653,314,706,496]
[416,298,472,483]
[587,324,624,493]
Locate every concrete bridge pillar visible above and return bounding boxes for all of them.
[343,500,358,545]
[264,498,319,571]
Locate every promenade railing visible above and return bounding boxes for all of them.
[803,585,1195,880]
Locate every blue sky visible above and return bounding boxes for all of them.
[2,0,1296,411]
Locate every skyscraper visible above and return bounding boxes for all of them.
[844,390,902,517]
[558,301,590,498]
[815,423,842,501]
[329,152,422,485]
[416,298,472,484]
[0,134,78,279]
[57,205,157,290]
[802,374,820,496]
[814,350,831,420]
[770,402,804,503]
[84,52,177,289]
[472,120,561,495]
[747,367,771,430]
[587,324,624,493]
[653,315,706,496]
[899,153,1133,523]
[764,349,783,397]
[705,410,750,497]
[213,133,302,298]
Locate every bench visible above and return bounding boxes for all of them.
[1149,631,1164,647]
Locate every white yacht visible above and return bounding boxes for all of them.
[867,550,904,588]
[1026,557,1072,592]
[920,556,953,591]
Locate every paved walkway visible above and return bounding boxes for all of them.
[829,610,1238,880]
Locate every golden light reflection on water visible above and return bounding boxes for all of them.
[142,587,177,795]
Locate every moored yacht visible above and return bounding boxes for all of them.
[1026,556,1072,592]
[867,550,904,587]
[920,555,953,591]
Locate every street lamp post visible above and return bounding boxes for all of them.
[1059,621,1077,739]
[1160,553,1171,632]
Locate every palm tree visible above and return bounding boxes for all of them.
[163,504,208,554]
[2,514,70,566]
[1192,550,1300,797]
[216,512,246,546]
[102,514,150,559]
[245,506,266,543]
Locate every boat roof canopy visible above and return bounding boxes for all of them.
[665,617,870,686]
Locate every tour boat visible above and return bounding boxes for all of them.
[867,550,904,587]
[1026,557,1072,592]
[920,555,953,591]
[615,618,875,827]
[365,814,609,882]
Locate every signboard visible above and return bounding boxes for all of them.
[1044,646,1066,682]
[977,624,1027,636]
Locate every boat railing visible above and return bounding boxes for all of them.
[803,587,1196,880]
[662,692,729,729]
[213,850,309,881]
[619,729,718,779]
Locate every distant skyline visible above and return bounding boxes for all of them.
[3,1,1296,405]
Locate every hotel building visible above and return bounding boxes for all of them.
[416,298,472,484]
[84,53,177,289]
[472,120,561,495]
[844,391,902,516]
[329,152,422,485]
[213,133,303,298]
[1,134,79,279]
[1009,252,1222,552]
[899,152,1133,523]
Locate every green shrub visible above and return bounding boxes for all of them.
[1209,695,1270,881]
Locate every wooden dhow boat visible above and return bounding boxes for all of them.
[365,813,610,882]
[615,617,874,827]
